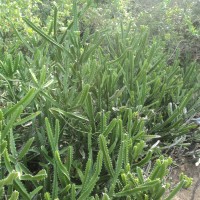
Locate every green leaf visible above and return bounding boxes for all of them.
[10,21,34,53]
[109,139,125,196]
[78,151,103,200]
[0,171,18,187]
[66,146,73,172]
[9,191,19,200]
[30,186,43,199]
[29,69,39,86]
[114,179,160,197]
[132,150,153,167]
[53,6,58,40]
[99,134,114,177]
[14,111,41,126]
[154,185,166,200]
[102,193,111,200]
[50,108,89,122]
[39,66,47,85]
[4,88,36,117]
[45,118,55,152]
[82,159,92,191]
[44,192,51,200]
[41,146,54,164]
[59,20,74,44]
[71,184,76,200]
[80,37,103,63]
[14,179,31,200]
[54,151,70,183]
[23,18,63,50]
[157,89,193,130]
[165,180,185,200]
[2,106,23,140]
[9,129,17,157]
[52,164,58,200]
[102,118,117,137]
[54,119,60,150]
[0,140,7,155]
[85,93,95,133]
[2,151,31,199]
[18,137,35,160]
[77,84,90,105]
[136,167,144,184]
[20,169,47,181]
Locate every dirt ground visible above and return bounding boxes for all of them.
[171,157,200,200]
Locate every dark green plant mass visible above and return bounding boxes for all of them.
[0,0,199,199]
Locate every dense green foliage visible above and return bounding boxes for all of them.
[0,0,200,199]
